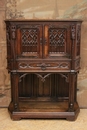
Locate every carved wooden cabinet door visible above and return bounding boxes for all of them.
[44,24,71,58]
[16,24,43,58]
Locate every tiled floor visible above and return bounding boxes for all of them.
[0,108,87,130]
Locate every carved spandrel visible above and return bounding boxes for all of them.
[59,73,69,82]
[19,73,51,83]
[19,73,28,82]
[35,73,51,82]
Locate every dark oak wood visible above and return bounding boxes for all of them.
[5,19,82,121]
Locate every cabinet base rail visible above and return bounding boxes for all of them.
[8,101,80,121]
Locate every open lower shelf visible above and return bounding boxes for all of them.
[19,101,69,112]
[8,101,80,121]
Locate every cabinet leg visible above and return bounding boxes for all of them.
[11,72,19,111]
[69,103,74,112]
[66,116,76,121]
[68,73,76,112]
[11,116,21,121]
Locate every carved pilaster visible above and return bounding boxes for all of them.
[11,25,16,40]
[76,24,81,56]
[71,24,76,40]
[77,24,81,45]
[71,24,76,61]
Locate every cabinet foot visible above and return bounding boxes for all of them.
[66,116,76,121]
[11,116,21,121]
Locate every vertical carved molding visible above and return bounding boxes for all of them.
[11,25,16,39]
[77,24,81,45]
[71,24,76,40]
[76,24,81,56]
[71,24,76,60]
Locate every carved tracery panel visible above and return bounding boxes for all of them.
[21,28,39,57]
[49,28,66,53]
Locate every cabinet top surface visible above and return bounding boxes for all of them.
[5,19,83,22]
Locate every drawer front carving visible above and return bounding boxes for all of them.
[18,61,70,71]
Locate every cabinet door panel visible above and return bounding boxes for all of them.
[16,24,42,58]
[44,24,71,58]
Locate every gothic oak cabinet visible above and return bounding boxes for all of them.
[5,19,82,121]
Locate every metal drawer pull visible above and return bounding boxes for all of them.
[37,63,50,71]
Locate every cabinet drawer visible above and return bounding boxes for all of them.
[17,61,71,72]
